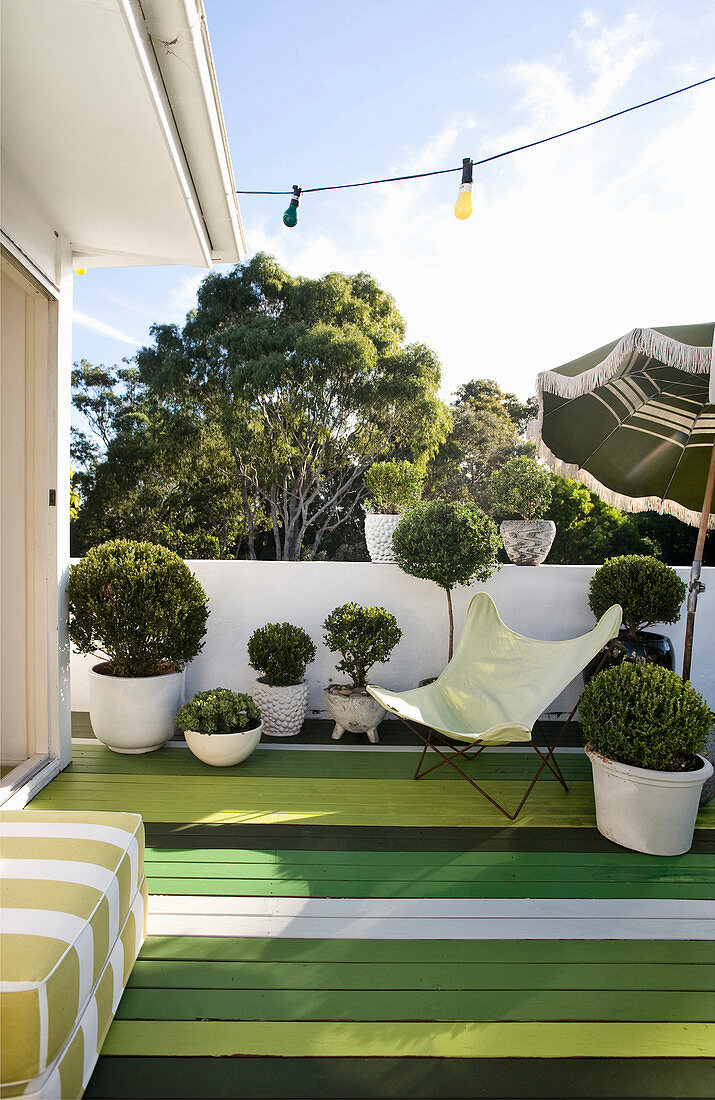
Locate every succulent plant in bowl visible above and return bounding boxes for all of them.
[175,688,262,767]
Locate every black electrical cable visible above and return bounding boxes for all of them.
[235,74,715,196]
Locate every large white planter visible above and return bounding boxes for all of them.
[324,687,386,744]
[585,745,713,856]
[184,722,263,767]
[253,679,308,738]
[500,520,556,566]
[88,664,184,754]
[364,513,400,563]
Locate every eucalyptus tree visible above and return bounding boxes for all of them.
[136,253,450,560]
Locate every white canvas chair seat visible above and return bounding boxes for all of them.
[368,593,622,820]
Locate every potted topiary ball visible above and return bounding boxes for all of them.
[68,539,209,753]
[489,456,555,565]
[248,622,316,738]
[392,499,501,666]
[176,689,262,767]
[588,555,687,671]
[580,663,713,855]
[322,603,402,743]
[363,460,425,563]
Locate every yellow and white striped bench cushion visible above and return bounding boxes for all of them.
[0,811,145,1095]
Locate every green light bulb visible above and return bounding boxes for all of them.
[283,201,298,228]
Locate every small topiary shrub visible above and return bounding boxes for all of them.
[489,456,553,520]
[393,500,501,660]
[175,689,261,734]
[323,603,402,688]
[363,460,425,514]
[580,663,712,771]
[68,539,209,677]
[588,555,686,640]
[248,622,317,686]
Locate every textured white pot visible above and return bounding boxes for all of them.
[184,722,263,767]
[585,745,713,856]
[324,688,386,744]
[253,679,309,738]
[364,513,400,563]
[500,520,556,566]
[88,664,184,754]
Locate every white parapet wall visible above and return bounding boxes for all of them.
[69,563,715,719]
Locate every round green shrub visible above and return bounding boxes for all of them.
[364,460,425,515]
[248,622,317,686]
[393,500,501,590]
[68,539,209,677]
[588,555,686,639]
[489,456,553,520]
[175,689,260,734]
[323,603,402,688]
[580,663,712,771]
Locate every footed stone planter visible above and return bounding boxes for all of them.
[500,519,556,566]
[324,686,386,744]
[253,679,309,738]
[364,513,400,563]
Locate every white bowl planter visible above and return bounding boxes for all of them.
[500,520,556,565]
[89,664,184,754]
[184,722,263,767]
[324,687,386,744]
[253,679,309,738]
[364,513,400,563]
[585,745,713,856]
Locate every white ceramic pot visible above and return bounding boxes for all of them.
[89,664,184,754]
[364,513,400,563]
[253,679,309,738]
[184,722,263,767]
[585,745,713,856]
[500,519,556,565]
[324,687,386,744]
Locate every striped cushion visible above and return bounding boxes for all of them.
[0,811,144,1093]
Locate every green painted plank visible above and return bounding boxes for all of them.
[137,937,714,965]
[114,987,714,1023]
[128,960,713,992]
[84,1056,715,1100]
[143,876,715,899]
[100,1020,715,1058]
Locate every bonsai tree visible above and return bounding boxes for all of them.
[248,622,316,686]
[489,456,553,520]
[588,555,686,640]
[392,500,501,661]
[363,460,425,514]
[580,663,711,771]
[322,603,402,688]
[175,689,261,734]
[68,539,209,676]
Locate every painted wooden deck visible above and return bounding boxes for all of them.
[30,718,715,1098]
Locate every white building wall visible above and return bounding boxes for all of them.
[69,563,715,719]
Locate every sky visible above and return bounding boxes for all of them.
[72,1,715,403]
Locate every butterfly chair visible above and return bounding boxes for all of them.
[368,593,622,821]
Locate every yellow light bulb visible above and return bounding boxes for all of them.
[453,183,473,220]
[74,266,87,275]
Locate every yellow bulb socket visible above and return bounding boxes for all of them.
[453,183,473,220]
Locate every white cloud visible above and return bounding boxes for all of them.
[240,8,714,400]
[72,311,143,346]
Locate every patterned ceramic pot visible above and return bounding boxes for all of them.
[500,520,556,566]
[364,513,400,563]
[253,679,309,738]
[324,687,386,744]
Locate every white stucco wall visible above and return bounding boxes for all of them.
[69,563,715,718]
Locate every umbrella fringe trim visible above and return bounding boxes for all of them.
[536,327,712,401]
[535,437,715,531]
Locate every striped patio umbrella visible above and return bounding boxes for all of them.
[532,323,715,680]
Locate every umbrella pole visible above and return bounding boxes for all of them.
[682,440,715,681]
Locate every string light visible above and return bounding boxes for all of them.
[74,267,87,275]
[233,74,715,230]
[453,157,473,220]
